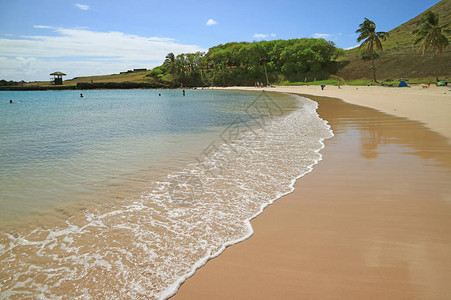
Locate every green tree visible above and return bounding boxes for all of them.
[356,18,389,82]
[149,38,340,87]
[249,42,271,85]
[164,53,177,77]
[208,48,230,86]
[279,39,338,82]
[413,11,450,81]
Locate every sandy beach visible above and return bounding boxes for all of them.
[173,85,451,299]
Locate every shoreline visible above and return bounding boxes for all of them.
[161,94,332,300]
[214,85,451,143]
[173,88,451,299]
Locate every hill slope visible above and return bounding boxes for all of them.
[63,70,151,85]
[337,0,451,81]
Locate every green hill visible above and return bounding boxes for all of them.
[337,0,451,82]
[64,70,150,85]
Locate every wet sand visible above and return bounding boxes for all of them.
[216,85,451,142]
[173,92,451,299]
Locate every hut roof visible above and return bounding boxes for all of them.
[50,71,66,76]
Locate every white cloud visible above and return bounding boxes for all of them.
[33,25,56,29]
[253,33,268,39]
[0,26,205,81]
[313,33,330,39]
[313,33,343,41]
[2,26,203,60]
[206,19,217,26]
[75,4,90,10]
[253,33,276,40]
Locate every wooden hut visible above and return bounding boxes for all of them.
[50,72,66,85]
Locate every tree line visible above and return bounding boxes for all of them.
[0,80,25,87]
[146,38,343,87]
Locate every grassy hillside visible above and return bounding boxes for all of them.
[20,70,152,87]
[337,0,451,82]
[64,70,151,85]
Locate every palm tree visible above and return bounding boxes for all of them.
[356,18,389,82]
[164,53,177,77]
[413,11,449,81]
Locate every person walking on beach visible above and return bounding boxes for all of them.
[338,80,341,89]
[321,84,325,90]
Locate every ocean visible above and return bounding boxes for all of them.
[0,89,332,299]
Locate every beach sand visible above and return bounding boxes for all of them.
[173,86,451,299]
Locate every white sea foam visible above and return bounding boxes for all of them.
[0,94,333,299]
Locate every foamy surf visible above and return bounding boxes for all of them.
[0,93,333,299]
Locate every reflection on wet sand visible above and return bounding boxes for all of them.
[307,94,451,168]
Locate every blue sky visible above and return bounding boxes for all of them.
[0,0,441,81]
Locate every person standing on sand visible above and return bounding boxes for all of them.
[338,80,341,89]
[321,84,325,90]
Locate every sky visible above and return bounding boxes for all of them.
[0,0,441,81]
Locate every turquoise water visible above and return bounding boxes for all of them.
[1,89,281,222]
[0,89,332,299]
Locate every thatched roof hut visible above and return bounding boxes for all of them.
[50,72,66,76]
[50,71,66,85]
